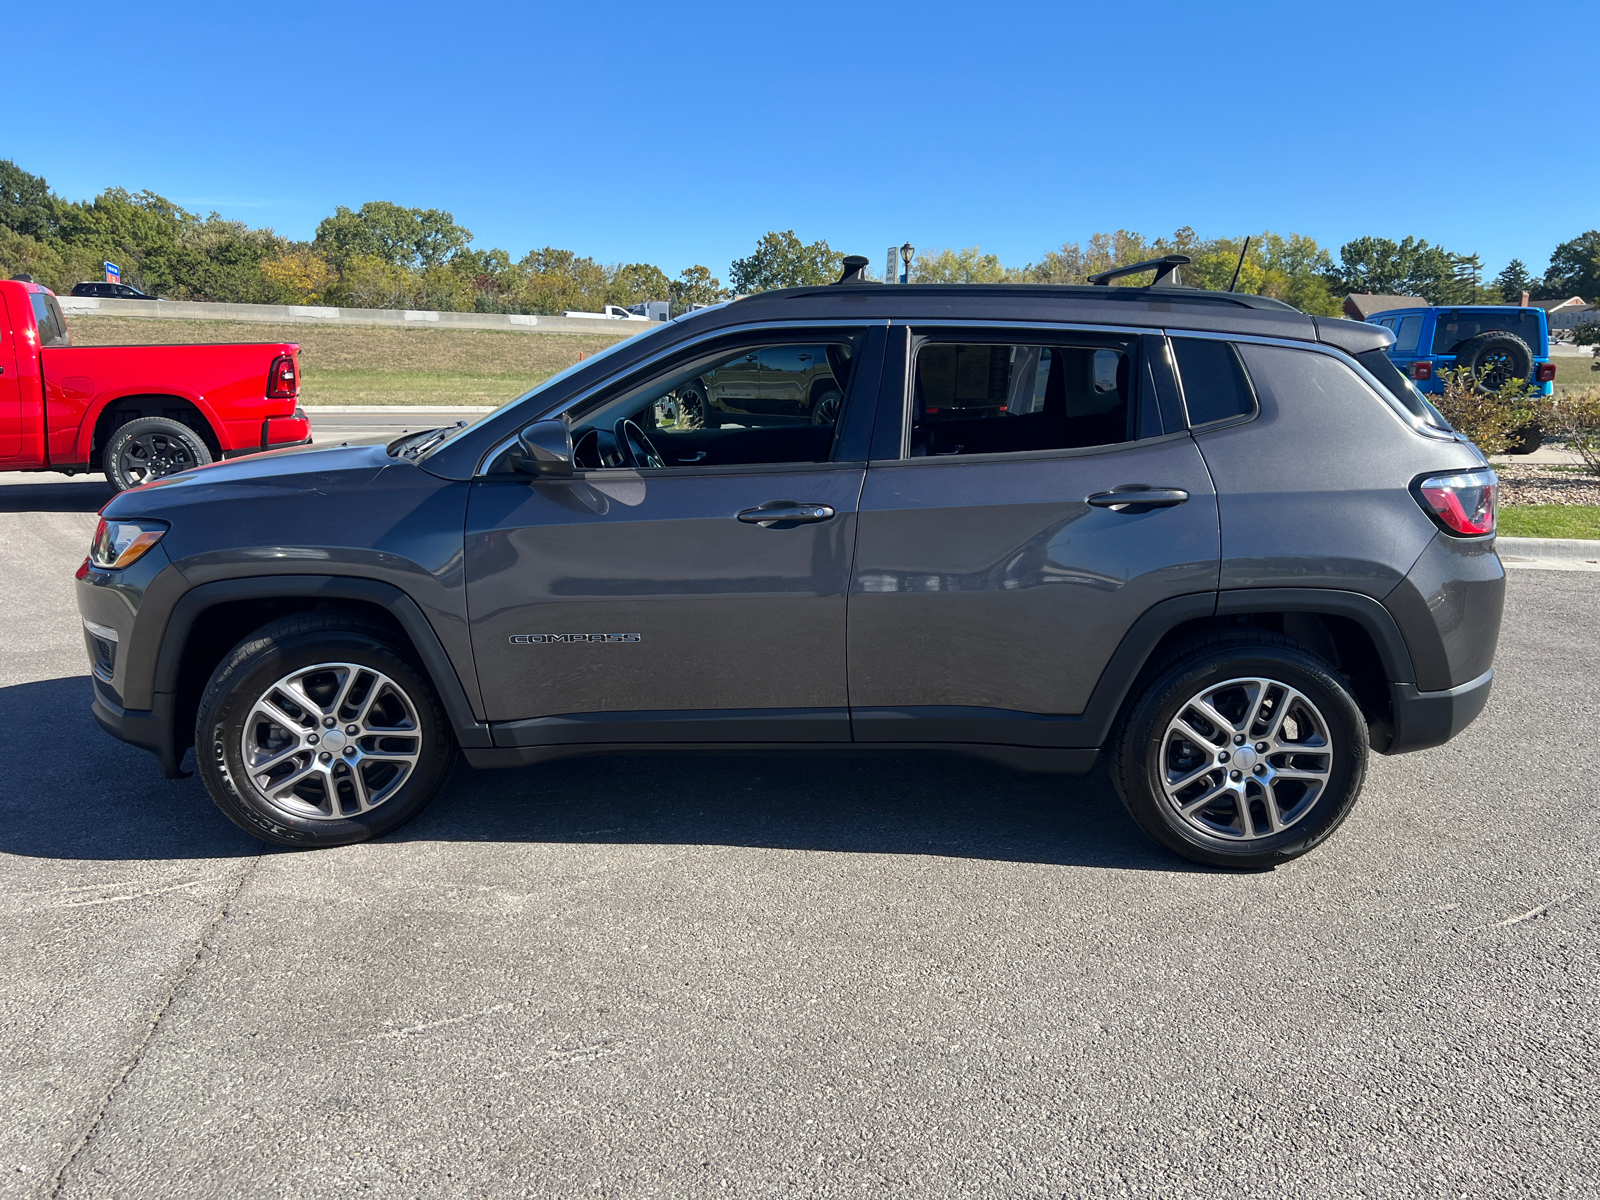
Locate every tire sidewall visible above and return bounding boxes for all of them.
[1119,647,1368,867]
[1456,332,1532,389]
[103,417,213,492]
[197,631,453,847]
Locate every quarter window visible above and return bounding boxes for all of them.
[909,339,1139,456]
[1170,337,1256,427]
[1393,315,1422,354]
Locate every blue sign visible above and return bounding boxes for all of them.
[104,261,120,284]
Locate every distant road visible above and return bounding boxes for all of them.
[304,405,497,444]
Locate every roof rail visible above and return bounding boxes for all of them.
[1087,255,1191,287]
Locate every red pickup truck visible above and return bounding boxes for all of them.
[0,278,311,491]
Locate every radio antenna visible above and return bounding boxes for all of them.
[1227,237,1251,292]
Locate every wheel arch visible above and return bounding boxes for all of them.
[155,576,490,770]
[1084,589,1417,752]
[87,392,225,464]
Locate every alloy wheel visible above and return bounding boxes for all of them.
[240,662,423,820]
[118,431,200,485]
[1159,676,1334,841]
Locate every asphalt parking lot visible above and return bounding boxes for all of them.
[1,465,1595,1200]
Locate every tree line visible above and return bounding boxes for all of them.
[3,159,1596,317]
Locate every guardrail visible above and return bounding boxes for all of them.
[56,295,661,337]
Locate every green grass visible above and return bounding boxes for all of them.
[1497,505,1600,539]
[66,316,635,406]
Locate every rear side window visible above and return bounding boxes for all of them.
[1170,337,1256,426]
[1393,315,1423,354]
[908,338,1140,456]
[29,293,69,347]
[1431,310,1543,354]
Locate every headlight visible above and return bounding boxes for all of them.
[89,518,169,570]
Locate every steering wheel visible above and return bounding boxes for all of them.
[614,419,664,469]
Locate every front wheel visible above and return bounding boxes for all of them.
[1112,634,1368,869]
[103,416,212,492]
[810,387,843,426]
[195,612,456,848]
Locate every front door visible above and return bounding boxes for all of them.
[465,328,881,747]
[847,330,1221,744]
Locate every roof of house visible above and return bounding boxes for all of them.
[1527,296,1586,311]
[1342,294,1426,319]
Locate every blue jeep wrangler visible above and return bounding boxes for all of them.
[1366,305,1556,398]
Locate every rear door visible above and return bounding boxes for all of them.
[847,328,1220,745]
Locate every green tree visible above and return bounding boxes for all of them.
[1495,258,1534,303]
[669,264,724,307]
[1325,235,1459,303]
[313,201,473,271]
[1540,230,1600,300]
[728,230,842,292]
[0,159,59,240]
[910,246,1019,283]
[606,262,673,307]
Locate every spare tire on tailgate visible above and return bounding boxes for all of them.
[1452,331,1533,392]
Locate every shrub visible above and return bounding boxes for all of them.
[1427,366,1542,455]
[1540,387,1600,475]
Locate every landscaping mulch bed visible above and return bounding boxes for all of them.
[1493,462,1600,506]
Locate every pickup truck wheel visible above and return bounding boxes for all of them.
[1111,634,1368,869]
[676,381,709,430]
[810,387,843,425]
[195,613,456,848]
[1452,332,1533,392]
[103,416,213,492]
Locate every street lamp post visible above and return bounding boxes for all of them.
[900,242,915,285]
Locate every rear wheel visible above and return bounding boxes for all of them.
[195,612,455,848]
[103,416,212,492]
[676,381,709,429]
[811,387,843,425]
[1112,634,1368,868]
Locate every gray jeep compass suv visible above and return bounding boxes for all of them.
[76,261,1504,867]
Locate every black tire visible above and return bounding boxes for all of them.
[810,386,844,426]
[1452,332,1532,392]
[677,381,709,430]
[1111,633,1369,869]
[103,416,213,492]
[1505,421,1544,455]
[195,612,456,848]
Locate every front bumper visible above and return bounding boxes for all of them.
[1381,668,1494,754]
[91,676,187,778]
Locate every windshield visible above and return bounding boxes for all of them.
[413,325,667,461]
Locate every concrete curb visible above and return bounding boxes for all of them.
[1497,536,1600,572]
[57,295,658,338]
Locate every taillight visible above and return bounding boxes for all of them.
[1415,469,1496,537]
[267,355,298,398]
[1410,361,1433,381]
[1536,363,1556,383]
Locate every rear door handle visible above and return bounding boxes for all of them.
[737,500,836,526]
[1088,486,1189,512]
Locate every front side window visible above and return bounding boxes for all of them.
[1170,337,1256,427]
[908,338,1139,456]
[563,335,864,469]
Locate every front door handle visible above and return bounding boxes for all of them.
[737,500,836,527]
[1087,485,1190,512]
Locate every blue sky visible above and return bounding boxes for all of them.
[11,0,1595,282]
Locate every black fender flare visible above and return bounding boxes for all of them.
[1075,587,1417,747]
[154,575,491,749]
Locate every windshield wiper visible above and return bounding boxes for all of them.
[388,422,464,459]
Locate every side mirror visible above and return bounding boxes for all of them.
[509,419,574,476]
